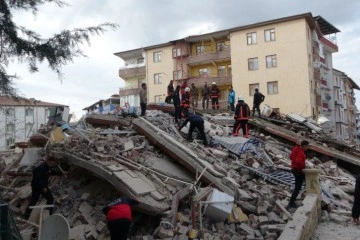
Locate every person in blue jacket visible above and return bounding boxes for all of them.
[178,112,208,146]
[228,86,236,111]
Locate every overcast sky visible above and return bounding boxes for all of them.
[8,0,360,119]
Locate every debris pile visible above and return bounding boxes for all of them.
[0,109,359,239]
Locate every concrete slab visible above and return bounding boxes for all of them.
[106,164,125,172]
[121,177,155,196]
[113,171,133,179]
[19,148,42,167]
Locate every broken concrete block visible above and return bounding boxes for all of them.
[123,140,134,151]
[188,229,198,239]
[204,189,234,223]
[228,207,248,223]
[157,227,174,239]
[81,192,90,200]
[257,205,267,215]
[96,221,106,233]
[150,191,165,201]
[96,146,105,152]
[79,202,93,214]
[258,215,268,225]
[69,225,85,240]
[239,223,255,236]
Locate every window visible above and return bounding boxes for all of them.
[196,45,205,55]
[199,68,208,77]
[266,55,277,68]
[153,51,161,63]
[247,32,257,45]
[172,48,182,57]
[137,58,144,64]
[5,108,15,116]
[25,108,34,116]
[6,138,14,147]
[154,73,162,84]
[264,29,275,42]
[173,70,182,80]
[26,122,33,135]
[6,123,15,132]
[248,57,259,70]
[228,65,232,75]
[216,41,225,51]
[218,66,226,76]
[267,81,279,95]
[154,95,162,103]
[249,84,259,96]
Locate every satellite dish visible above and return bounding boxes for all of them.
[40,214,70,240]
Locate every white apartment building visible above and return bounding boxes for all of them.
[0,95,68,150]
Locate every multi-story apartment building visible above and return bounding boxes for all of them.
[114,12,359,141]
[0,95,68,150]
[329,69,359,142]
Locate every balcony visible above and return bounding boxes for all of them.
[314,69,320,80]
[187,48,231,65]
[187,75,232,87]
[119,66,145,79]
[119,87,140,97]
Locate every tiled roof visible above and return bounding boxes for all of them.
[0,95,68,107]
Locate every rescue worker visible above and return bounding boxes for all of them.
[165,80,174,103]
[202,82,210,110]
[173,85,181,124]
[181,87,191,117]
[233,96,250,137]
[190,83,199,108]
[178,113,208,146]
[139,83,147,116]
[102,197,139,240]
[288,140,309,209]
[252,88,265,117]
[25,156,67,219]
[210,82,220,111]
[228,86,236,111]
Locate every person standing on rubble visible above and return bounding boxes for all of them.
[210,82,220,111]
[228,86,236,111]
[190,83,199,108]
[202,82,210,110]
[102,197,139,240]
[139,83,147,116]
[25,156,67,219]
[352,175,360,224]
[288,140,309,209]
[165,80,174,104]
[178,112,208,146]
[233,96,250,137]
[173,85,181,124]
[252,88,265,117]
[181,87,191,117]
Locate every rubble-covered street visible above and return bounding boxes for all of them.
[1,109,360,240]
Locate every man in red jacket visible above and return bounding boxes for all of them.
[288,140,309,209]
[102,197,139,240]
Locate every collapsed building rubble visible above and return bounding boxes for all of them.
[0,108,359,239]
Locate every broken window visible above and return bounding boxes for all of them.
[199,68,208,78]
[218,66,226,76]
[196,45,205,55]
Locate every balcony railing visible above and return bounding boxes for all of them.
[119,87,140,96]
[187,48,231,65]
[119,66,146,79]
[187,75,232,87]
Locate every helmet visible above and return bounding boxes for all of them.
[185,87,190,92]
[212,82,216,85]
[238,96,244,101]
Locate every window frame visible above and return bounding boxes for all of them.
[248,57,259,70]
[153,51,161,63]
[264,28,276,42]
[199,68,208,77]
[247,32,257,45]
[25,108,34,117]
[267,81,279,95]
[216,41,225,51]
[218,65,226,76]
[196,45,205,55]
[249,83,259,96]
[154,73,162,84]
[266,55,277,68]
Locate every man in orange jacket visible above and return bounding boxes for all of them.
[288,140,309,209]
[233,96,250,137]
[102,197,139,240]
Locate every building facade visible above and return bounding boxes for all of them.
[83,94,121,114]
[114,12,359,142]
[0,96,68,150]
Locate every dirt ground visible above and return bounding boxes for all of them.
[312,221,360,240]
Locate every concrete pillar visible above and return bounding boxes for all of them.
[303,169,320,195]
[303,169,321,214]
